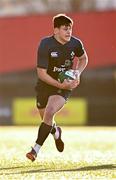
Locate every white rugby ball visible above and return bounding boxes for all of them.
[58,69,79,83]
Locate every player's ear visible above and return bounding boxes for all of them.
[54,27,59,35]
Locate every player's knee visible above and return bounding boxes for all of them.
[45,106,55,118]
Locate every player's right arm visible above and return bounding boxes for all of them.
[37,67,78,90]
[37,39,78,90]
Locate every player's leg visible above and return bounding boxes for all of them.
[26,108,46,162]
[26,95,65,161]
[43,93,66,152]
[38,108,45,120]
[37,107,63,152]
[37,107,64,152]
[43,95,65,125]
[26,88,49,162]
[50,90,72,152]
[42,95,65,152]
[26,92,65,161]
[34,91,70,154]
[35,95,65,150]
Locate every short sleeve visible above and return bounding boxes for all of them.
[37,39,49,69]
[75,39,85,57]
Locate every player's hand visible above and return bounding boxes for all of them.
[60,78,80,90]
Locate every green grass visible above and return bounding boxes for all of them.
[0,126,116,180]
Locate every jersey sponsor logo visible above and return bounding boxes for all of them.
[61,64,65,67]
[53,66,66,72]
[51,52,58,57]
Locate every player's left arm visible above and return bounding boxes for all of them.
[73,51,88,85]
[76,50,88,75]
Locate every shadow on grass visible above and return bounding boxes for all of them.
[0,164,116,175]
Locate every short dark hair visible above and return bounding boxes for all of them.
[53,14,73,28]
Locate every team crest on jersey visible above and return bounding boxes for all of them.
[71,51,75,59]
[65,59,72,67]
[51,52,58,57]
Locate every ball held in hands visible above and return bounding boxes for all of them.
[58,69,80,83]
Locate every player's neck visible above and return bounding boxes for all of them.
[54,35,67,45]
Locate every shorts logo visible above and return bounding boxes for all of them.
[51,52,58,57]
[37,102,40,107]
[57,89,62,94]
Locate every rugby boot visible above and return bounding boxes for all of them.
[26,147,37,162]
[55,127,64,152]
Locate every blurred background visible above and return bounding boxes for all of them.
[0,0,116,126]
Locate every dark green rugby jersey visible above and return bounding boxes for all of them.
[37,35,85,88]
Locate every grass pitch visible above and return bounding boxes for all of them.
[0,126,116,180]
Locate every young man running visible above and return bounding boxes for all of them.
[26,13,88,162]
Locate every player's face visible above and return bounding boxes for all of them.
[54,24,72,44]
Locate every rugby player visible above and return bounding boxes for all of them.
[26,13,88,162]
